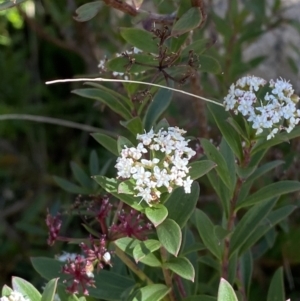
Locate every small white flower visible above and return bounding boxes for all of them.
[1,291,29,301]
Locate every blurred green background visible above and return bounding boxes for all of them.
[1,0,300,299]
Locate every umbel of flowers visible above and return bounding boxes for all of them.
[115,127,196,205]
[224,75,300,140]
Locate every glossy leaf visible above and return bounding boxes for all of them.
[163,257,195,282]
[120,28,158,54]
[143,88,173,131]
[188,160,216,180]
[157,219,182,256]
[172,7,202,36]
[12,277,41,301]
[165,182,199,228]
[133,239,161,262]
[267,268,285,301]
[201,138,233,191]
[72,88,132,120]
[41,278,59,301]
[217,278,238,301]
[145,204,168,227]
[131,284,170,301]
[73,1,102,22]
[194,209,222,260]
[229,198,277,256]
[91,133,118,156]
[237,181,300,209]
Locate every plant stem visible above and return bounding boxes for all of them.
[114,246,153,285]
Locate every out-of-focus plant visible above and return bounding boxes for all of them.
[2,0,300,301]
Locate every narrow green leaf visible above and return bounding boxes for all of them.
[217,278,238,301]
[133,239,161,262]
[91,133,118,156]
[41,278,59,301]
[120,28,158,54]
[72,88,132,120]
[120,117,143,136]
[0,0,28,11]
[12,277,41,301]
[94,176,146,211]
[70,162,92,188]
[182,242,206,255]
[157,219,182,256]
[267,268,285,301]
[89,150,99,176]
[237,181,300,209]
[240,250,253,298]
[145,204,168,227]
[198,55,221,74]
[171,7,202,36]
[200,138,233,191]
[165,182,199,228]
[188,160,216,180]
[117,136,135,154]
[53,176,89,194]
[229,198,277,256]
[164,257,195,282]
[73,1,102,22]
[181,39,211,57]
[143,88,173,131]
[118,179,135,194]
[132,284,170,301]
[194,209,222,259]
[183,296,216,301]
[2,285,13,296]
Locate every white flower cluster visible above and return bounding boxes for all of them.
[224,75,300,139]
[0,291,29,301]
[115,127,196,205]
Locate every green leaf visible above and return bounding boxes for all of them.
[2,285,13,296]
[171,7,202,36]
[229,198,277,256]
[91,133,118,156]
[131,284,170,301]
[117,136,135,153]
[240,250,253,298]
[267,268,285,301]
[73,1,102,22]
[72,88,132,120]
[120,117,143,136]
[217,278,238,301]
[207,104,243,161]
[94,176,146,211]
[41,278,59,301]
[120,28,158,54]
[12,277,41,301]
[194,209,222,260]
[70,162,92,188]
[118,179,135,194]
[237,181,300,209]
[145,204,168,227]
[197,55,221,74]
[143,88,173,131]
[165,182,199,228]
[53,176,89,194]
[181,39,211,57]
[0,0,28,11]
[188,160,216,180]
[163,257,195,282]
[183,296,217,301]
[133,239,162,262]
[89,150,99,176]
[157,219,182,256]
[200,138,233,191]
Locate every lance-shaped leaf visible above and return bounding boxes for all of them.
[41,278,59,301]
[217,278,238,301]
[2,285,13,296]
[143,88,173,131]
[157,219,182,256]
[188,160,216,180]
[181,39,212,57]
[117,136,135,153]
[267,268,285,301]
[145,204,168,227]
[171,7,202,36]
[163,257,195,282]
[70,162,93,188]
[182,296,216,301]
[198,55,221,74]
[91,133,118,156]
[74,1,102,22]
[53,176,90,194]
[72,88,132,120]
[165,182,199,228]
[133,240,161,262]
[12,277,41,301]
[194,209,222,260]
[131,284,170,301]
[120,117,143,136]
[120,28,158,54]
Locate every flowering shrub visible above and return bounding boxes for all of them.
[2,1,300,301]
